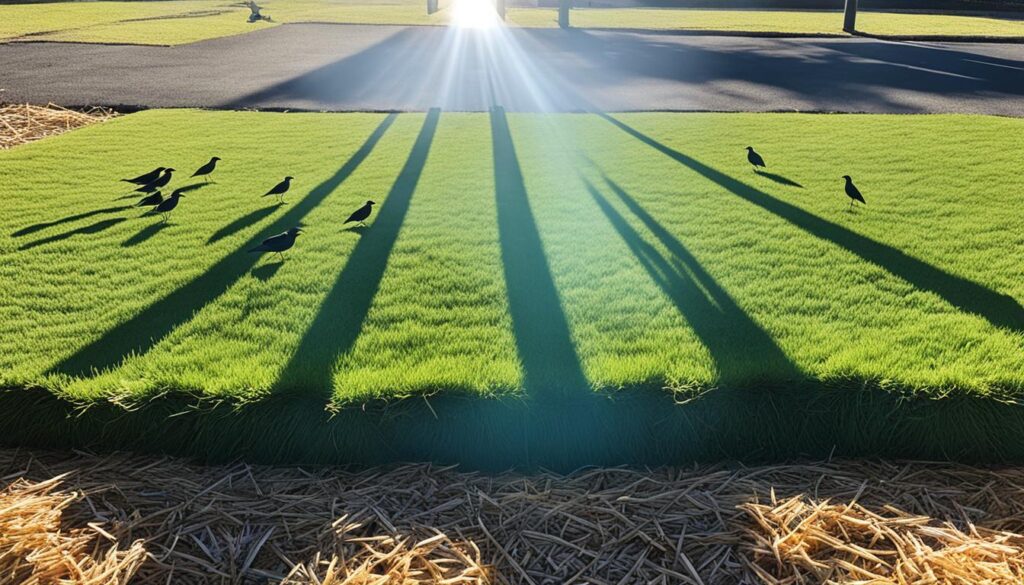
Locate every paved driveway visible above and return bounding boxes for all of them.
[1,24,1022,114]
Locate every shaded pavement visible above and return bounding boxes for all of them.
[0,24,1022,114]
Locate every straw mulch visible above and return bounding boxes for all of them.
[3,450,1024,585]
[0,103,116,149]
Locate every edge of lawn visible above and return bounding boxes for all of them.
[5,20,1024,48]
[3,380,1024,471]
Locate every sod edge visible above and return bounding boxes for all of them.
[3,382,1024,470]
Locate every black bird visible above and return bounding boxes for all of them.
[843,175,866,208]
[249,227,302,260]
[153,190,184,222]
[136,191,163,207]
[263,176,293,202]
[344,200,376,227]
[745,147,766,171]
[135,168,175,193]
[190,157,220,182]
[122,167,165,185]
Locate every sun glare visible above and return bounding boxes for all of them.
[451,0,499,29]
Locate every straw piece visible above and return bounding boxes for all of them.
[4,450,1024,584]
[0,103,116,149]
[739,494,1024,584]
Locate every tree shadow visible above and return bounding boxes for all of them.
[272,109,441,396]
[12,206,130,238]
[587,177,799,384]
[599,113,1024,332]
[251,261,282,282]
[755,169,803,188]
[122,222,170,247]
[206,204,281,245]
[490,106,589,402]
[49,113,398,379]
[555,28,1024,114]
[18,218,127,251]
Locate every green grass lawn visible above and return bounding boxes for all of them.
[511,8,1024,37]
[3,109,1024,466]
[0,0,449,45]
[1,1,1021,45]
[2,109,1024,402]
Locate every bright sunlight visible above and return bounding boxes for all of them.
[451,0,499,29]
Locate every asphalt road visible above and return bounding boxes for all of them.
[1,24,1022,114]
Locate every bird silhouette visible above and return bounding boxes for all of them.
[249,226,302,261]
[843,175,866,209]
[190,157,220,182]
[135,191,163,207]
[153,190,184,222]
[263,176,293,203]
[135,168,175,193]
[344,200,376,227]
[122,167,165,185]
[746,147,766,171]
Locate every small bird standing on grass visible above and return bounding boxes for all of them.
[249,227,302,261]
[745,147,766,171]
[135,168,175,193]
[136,191,163,208]
[344,200,376,227]
[153,190,184,222]
[263,176,293,203]
[843,175,866,209]
[122,167,165,185]
[190,157,220,182]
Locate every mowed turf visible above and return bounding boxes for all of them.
[2,110,1024,410]
[510,8,1024,37]
[2,1,1022,44]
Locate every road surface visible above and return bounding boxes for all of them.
[1,24,1022,114]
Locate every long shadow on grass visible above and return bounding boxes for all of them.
[754,169,803,189]
[49,114,398,379]
[12,206,130,238]
[490,106,590,402]
[586,177,800,384]
[19,218,127,251]
[122,221,170,247]
[599,113,1024,333]
[273,109,440,395]
[206,204,281,245]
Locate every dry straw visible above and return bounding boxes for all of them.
[0,103,116,149]
[3,450,1024,584]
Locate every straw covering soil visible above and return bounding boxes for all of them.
[3,451,1024,584]
[0,103,115,149]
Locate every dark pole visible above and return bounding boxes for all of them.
[558,0,570,28]
[427,0,437,14]
[843,0,858,33]
[496,0,506,20]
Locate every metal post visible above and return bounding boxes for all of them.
[427,0,437,14]
[496,0,506,21]
[558,0,570,28]
[843,0,858,33]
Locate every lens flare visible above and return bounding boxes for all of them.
[451,0,499,29]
